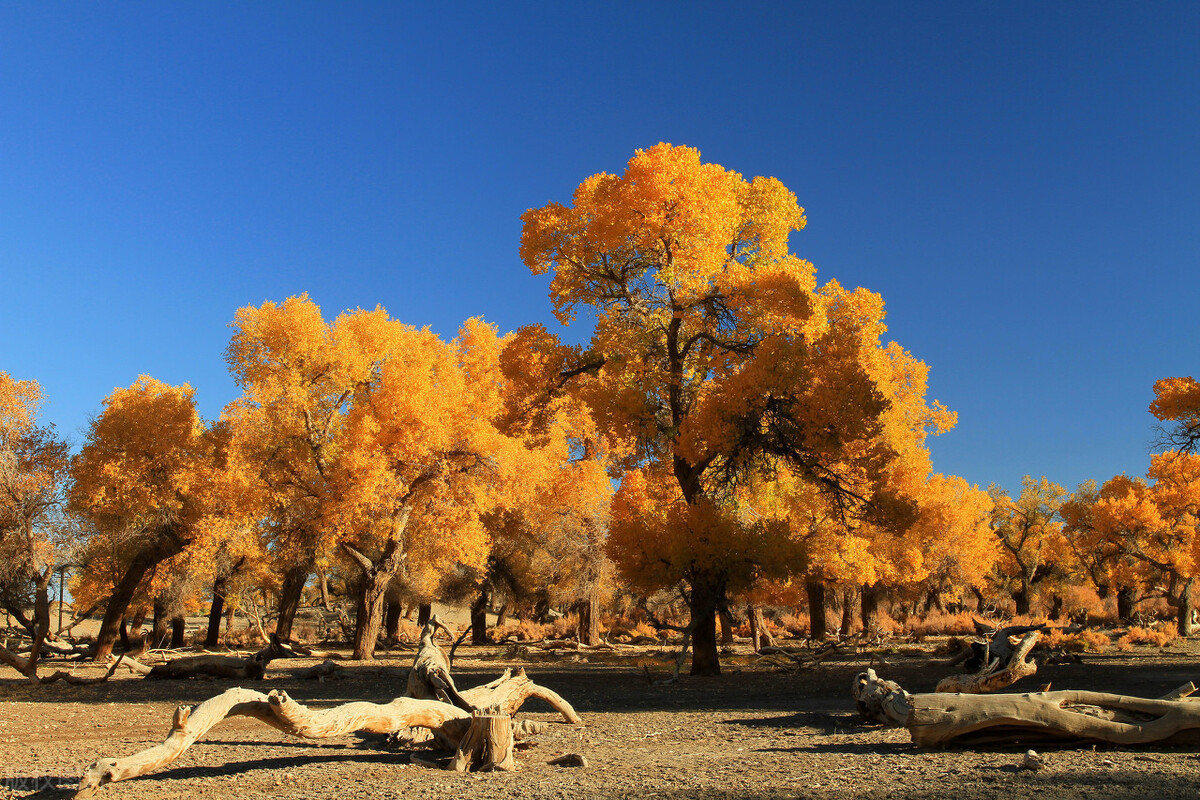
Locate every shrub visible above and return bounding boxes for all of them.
[1116,623,1178,650]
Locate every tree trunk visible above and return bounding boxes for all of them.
[1048,593,1065,622]
[274,563,311,640]
[1013,583,1031,616]
[971,585,987,611]
[577,594,600,646]
[687,573,723,676]
[806,581,827,639]
[384,601,403,641]
[170,616,186,648]
[151,596,169,649]
[495,603,510,627]
[119,618,131,652]
[471,588,490,645]
[318,571,332,612]
[719,607,734,646]
[418,603,432,627]
[205,576,228,648]
[94,528,187,660]
[747,604,774,651]
[1116,586,1135,623]
[1174,578,1195,637]
[127,606,147,636]
[924,589,944,614]
[840,587,855,636]
[861,583,881,636]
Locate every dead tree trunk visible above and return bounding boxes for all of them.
[935,631,1040,693]
[449,707,515,772]
[854,670,1200,747]
[806,582,827,639]
[76,668,582,797]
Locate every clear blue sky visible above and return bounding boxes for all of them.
[1,3,1197,495]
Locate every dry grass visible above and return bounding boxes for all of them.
[1117,623,1179,650]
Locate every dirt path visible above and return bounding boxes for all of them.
[3,641,1200,799]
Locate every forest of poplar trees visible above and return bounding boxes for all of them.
[4,144,1200,686]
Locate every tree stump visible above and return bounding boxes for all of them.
[449,706,516,772]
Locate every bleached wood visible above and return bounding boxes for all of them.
[935,631,1040,694]
[449,706,515,772]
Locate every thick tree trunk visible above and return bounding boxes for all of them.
[471,588,490,645]
[1173,578,1195,637]
[577,595,600,646]
[151,597,169,649]
[127,606,147,637]
[417,603,432,627]
[495,603,510,627]
[94,529,187,660]
[1013,583,1031,616]
[274,563,311,640]
[806,582,827,639]
[840,587,855,636]
[205,577,228,648]
[971,585,987,611]
[384,601,402,641]
[688,573,723,676]
[119,619,131,652]
[1116,586,1135,623]
[170,616,186,649]
[861,583,881,636]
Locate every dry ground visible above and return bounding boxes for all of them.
[3,638,1200,799]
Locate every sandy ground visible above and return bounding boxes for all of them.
[3,638,1200,799]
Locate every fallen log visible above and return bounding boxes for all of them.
[75,667,581,797]
[146,654,267,680]
[853,670,1200,747]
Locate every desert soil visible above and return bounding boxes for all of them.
[3,639,1200,799]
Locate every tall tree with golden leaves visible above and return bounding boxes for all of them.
[522,144,951,674]
[70,377,217,660]
[988,476,1068,616]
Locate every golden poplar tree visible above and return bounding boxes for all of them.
[521,144,951,674]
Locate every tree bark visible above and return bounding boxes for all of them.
[688,573,723,676]
[205,577,228,648]
[471,587,490,645]
[274,563,311,640]
[1013,584,1031,616]
[1173,577,1195,636]
[151,597,169,650]
[924,589,943,614]
[840,587,855,636]
[384,601,402,641]
[577,595,600,646]
[718,607,734,646]
[747,604,774,651]
[417,603,432,627]
[1116,585,1135,623]
[318,571,332,612]
[806,582,827,639]
[170,616,186,649]
[861,583,881,636]
[1048,593,1064,621]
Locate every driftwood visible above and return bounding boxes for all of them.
[76,666,581,797]
[147,654,267,680]
[406,616,471,710]
[853,669,1200,747]
[936,631,1040,693]
[296,659,342,681]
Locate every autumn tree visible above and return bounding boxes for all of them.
[1151,377,1200,453]
[1060,481,1140,621]
[70,377,217,660]
[987,476,1067,616]
[223,295,396,639]
[0,374,76,679]
[522,144,951,674]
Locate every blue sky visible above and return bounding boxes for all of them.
[1,3,1196,495]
